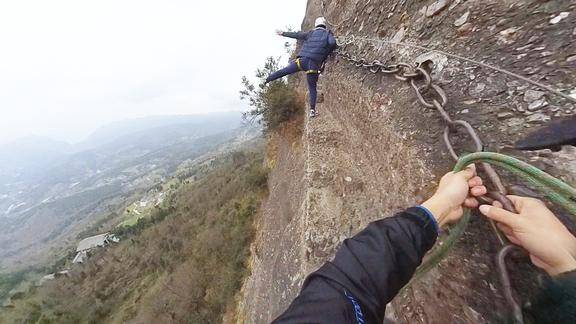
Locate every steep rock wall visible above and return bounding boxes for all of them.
[238,0,576,323]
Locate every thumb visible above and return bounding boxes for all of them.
[457,164,476,181]
[479,204,519,227]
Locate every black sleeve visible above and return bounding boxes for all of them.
[526,270,576,324]
[273,207,438,324]
[281,31,308,40]
[328,32,338,51]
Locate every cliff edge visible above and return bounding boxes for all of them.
[238,0,576,322]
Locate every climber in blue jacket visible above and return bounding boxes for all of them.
[266,17,338,118]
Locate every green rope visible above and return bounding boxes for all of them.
[454,152,576,215]
[402,152,576,292]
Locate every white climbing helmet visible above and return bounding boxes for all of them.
[315,17,326,27]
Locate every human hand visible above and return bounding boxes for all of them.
[275,29,283,36]
[479,196,576,276]
[421,164,487,227]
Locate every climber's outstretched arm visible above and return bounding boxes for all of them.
[328,32,337,51]
[272,207,439,323]
[276,30,308,40]
[274,166,486,323]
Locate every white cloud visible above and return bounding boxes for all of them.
[0,0,307,143]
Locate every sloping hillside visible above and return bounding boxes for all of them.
[238,0,576,323]
[1,147,268,323]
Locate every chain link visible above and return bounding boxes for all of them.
[336,42,523,323]
[336,47,505,193]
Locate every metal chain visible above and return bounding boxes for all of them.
[337,35,576,104]
[337,42,524,323]
[337,49,511,212]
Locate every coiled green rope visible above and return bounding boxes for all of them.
[404,152,576,290]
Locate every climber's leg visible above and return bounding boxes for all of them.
[301,57,321,113]
[266,60,300,83]
[306,72,319,117]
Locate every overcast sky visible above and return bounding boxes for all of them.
[0,0,308,144]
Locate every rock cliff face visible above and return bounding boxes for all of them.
[238,0,576,323]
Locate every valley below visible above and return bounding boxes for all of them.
[0,113,260,308]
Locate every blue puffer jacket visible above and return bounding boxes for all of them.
[282,27,337,64]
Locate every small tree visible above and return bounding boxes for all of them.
[240,57,302,132]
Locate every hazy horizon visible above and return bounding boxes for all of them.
[0,111,245,146]
[0,0,307,145]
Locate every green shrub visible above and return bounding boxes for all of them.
[240,57,303,132]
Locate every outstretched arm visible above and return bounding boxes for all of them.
[274,166,486,323]
[274,208,437,323]
[276,29,308,40]
[328,32,338,52]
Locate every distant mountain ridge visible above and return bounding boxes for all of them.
[0,136,73,174]
[76,112,243,151]
[0,113,244,177]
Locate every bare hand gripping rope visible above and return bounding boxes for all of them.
[406,152,576,323]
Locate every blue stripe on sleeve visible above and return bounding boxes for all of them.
[415,205,440,234]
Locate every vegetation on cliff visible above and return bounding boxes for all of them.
[241,57,303,132]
